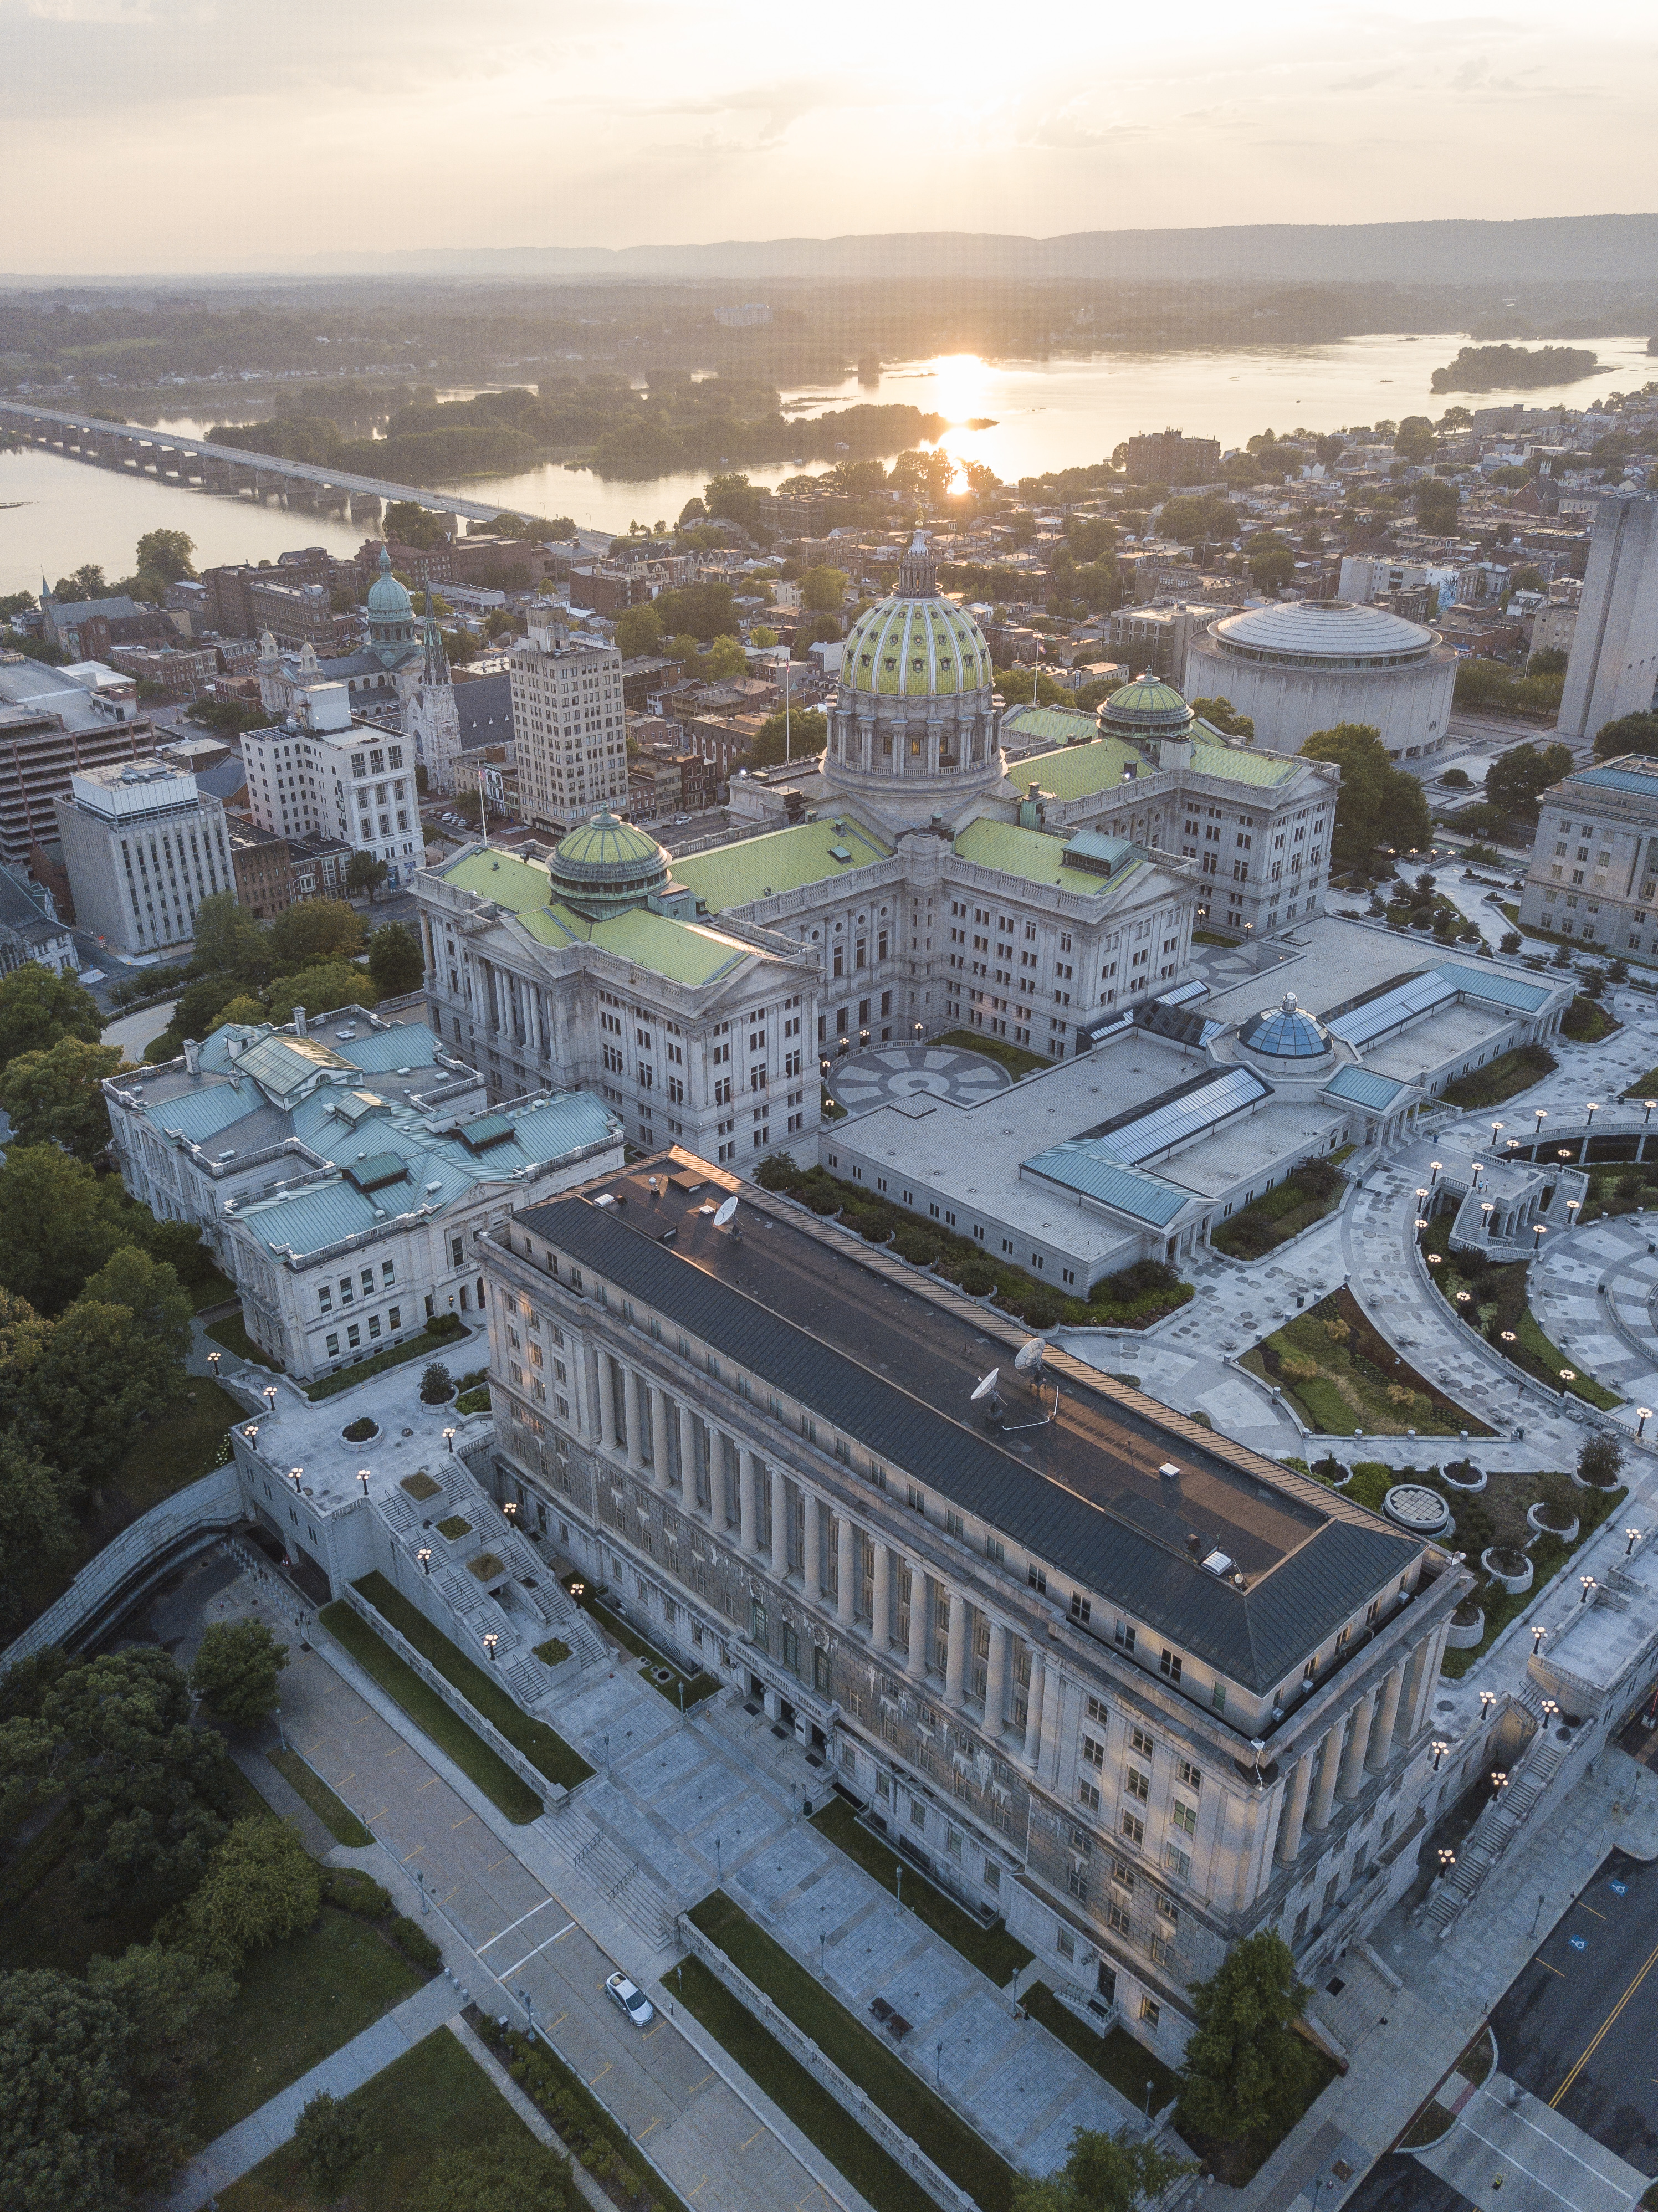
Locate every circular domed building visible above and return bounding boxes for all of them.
[1236,991,1335,1073]
[822,534,1005,832]
[1183,597,1455,764]
[1098,677,1197,768]
[547,809,669,919]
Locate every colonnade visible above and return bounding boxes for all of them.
[1275,1616,1449,1866]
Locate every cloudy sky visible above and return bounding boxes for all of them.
[4,0,1656,273]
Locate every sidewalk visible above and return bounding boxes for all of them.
[165,1977,461,2211]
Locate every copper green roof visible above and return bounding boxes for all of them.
[953,817,1148,895]
[1188,736,1298,786]
[1014,736,1148,802]
[672,816,893,910]
[842,596,992,698]
[1101,677,1194,730]
[366,546,413,618]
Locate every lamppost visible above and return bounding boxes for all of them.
[357,1467,371,1497]
[1541,1699,1559,1725]
[1437,1848,1457,1873]
[1491,1122,1505,1150]
[1533,1223,1548,1251]
[262,1384,278,1417]
[484,1632,498,1665]
[1431,1740,1449,1773]
[503,1501,518,1523]
[208,1350,222,1380]
[443,1427,457,1453]
[1560,1368,1576,1396]
[820,1929,827,1977]
[1480,1202,1496,1240]
[418,1546,432,1574]
[714,1834,723,1881]
[935,2039,944,2092]
[1586,1100,1601,1130]
[1639,1407,1653,1441]
[1430,1160,1442,1187]
[1501,1328,1517,1351]
[1628,1526,1644,1557]
[1480,1689,1496,1722]
[275,1703,286,1751]
[1144,2078,1155,2120]
[1491,1769,1509,1794]
[289,1467,303,1494]
[1644,1099,1658,1129]
[1566,1197,1580,1228]
[1581,1575,1597,1606]
[1534,1108,1547,1138]
[913,1022,924,1043]
[1532,1625,1546,1656]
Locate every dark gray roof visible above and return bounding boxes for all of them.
[456,673,514,747]
[521,1186,1416,1693]
[0,868,61,936]
[194,759,250,803]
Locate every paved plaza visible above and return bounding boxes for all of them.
[827,1042,1011,1117]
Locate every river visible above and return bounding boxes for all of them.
[5,330,1655,598]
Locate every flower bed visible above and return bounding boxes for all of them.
[1244,1288,1488,1437]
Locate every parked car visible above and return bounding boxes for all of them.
[605,1971,655,2028]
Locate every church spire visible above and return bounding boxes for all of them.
[421,585,449,685]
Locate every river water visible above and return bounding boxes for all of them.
[6,330,1655,598]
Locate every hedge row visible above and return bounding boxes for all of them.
[754,1156,1193,1330]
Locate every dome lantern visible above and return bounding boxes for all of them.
[1236,991,1334,1067]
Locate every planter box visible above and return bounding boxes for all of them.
[1481,1547,1533,1595]
[1527,1501,1579,1543]
[1446,1607,1486,1650]
[1442,1464,1487,1493]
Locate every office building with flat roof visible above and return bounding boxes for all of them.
[53,755,232,955]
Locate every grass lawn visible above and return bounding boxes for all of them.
[318,1601,543,1824]
[191,1264,239,1312]
[352,1571,592,1789]
[672,1955,940,2212]
[268,1747,373,1847]
[1560,994,1620,1044]
[1418,1226,1621,1410]
[220,2026,536,2211]
[194,1905,427,2141]
[1624,1067,1658,1101]
[1242,1288,1487,1438]
[689,1890,1020,2212]
[1022,1985,1180,2113]
[1438,1043,1558,1111]
[206,1310,283,1371]
[1209,1161,1348,1262]
[305,1325,468,1402]
[931,1027,1046,1079]
[811,1795,1033,1984]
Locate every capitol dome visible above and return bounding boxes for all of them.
[547,808,669,919]
[1237,991,1334,1068]
[822,532,1004,834]
[1099,677,1196,734]
[1185,594,1455,765]
[365,546,417,657]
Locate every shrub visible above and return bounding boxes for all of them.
[957,1262,995,1296]
[1579,1433,1625,1489]
[426,1310,466,1341]
[342,1415,377,1442]
[320,1866,392,1919]
[893,1225,940,1265]
[420,1360,454,1404]
[390,1913,443,1972]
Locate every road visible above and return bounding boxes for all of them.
[1488,1847,1658,2178]
[277,1634,843,2212]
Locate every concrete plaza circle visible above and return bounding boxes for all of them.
[826,1042,1012,1117]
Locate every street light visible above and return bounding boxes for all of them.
[935,2038,944,2092]
[1430,1160,1442,1186]
[208,1350,222,1378]
[443,1427,457,1452]
[1628,1526,1644,1556]
[1438,1848,1456,1871]
[1639,1407,1654,1440]
[503,1500,518,1521]
[262,1384,278,1415]
[1586,1101,1601,1129]
[1533,1223,1548,1249]
[1415,1217,1430,1230]
[1431,1740,1449,1771]
[1645,1100,1657,1128]
[1491,1770,1509,1792]
[1560,1368,1577,1392]
[1541,1698,1559,1722]
[1580,1575,1597,1605]
[1534,1108,1547,1135]
[1491,1122,1505,1150]
[1480,1689,1496,1720]
[357,1467,371,1496]
[289,1466,304,1493]
[1566,1198,1581,1227]
[483,1631,498,1663]
[1532,1625,1547,1655]
[1501,1328,1517,1346]
[242,1424,258,1444]
[417,1546,432,1575]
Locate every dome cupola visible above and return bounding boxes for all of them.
[547,808,669,919]
[366,546,417,656]
[1236,991,1334,1068]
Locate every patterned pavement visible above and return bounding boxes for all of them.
[827,1044,1010,1118]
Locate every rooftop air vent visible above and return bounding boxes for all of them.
[1158,1461,1180,1482]
[1202,1549,1236,1578]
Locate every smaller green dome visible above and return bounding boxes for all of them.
[548,808,668,919]
[1099,677,1195,733]
[367,546,414,619]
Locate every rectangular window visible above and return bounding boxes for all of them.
[1125,1766,1149,1803]
[325,1332,339,1356]
[1176,1759,1202,1794]
[1081,1733,1105,1770]
[1129,1725,1154,1758]
[1163,1843,1193,1883]
[1120,1810,1144,1847]
[1077,1779,1101,1815]
[1159,1648,1183,1684]
[1140,1997,1160,2029]
[1170,1800,1197,1837]
[1069,1593,1091,1627]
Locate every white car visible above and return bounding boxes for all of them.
[605,1970,656,2028]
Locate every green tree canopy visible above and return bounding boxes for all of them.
[267,897,366,972]
[748,706,828,769]
[132,529,196,585]
[1246,536,1296,592]
[1179,1929,1316,2143]
[1014,2124,1195,2212]
[383,503,451,549]
[173,1815,319,1970]
[652,580,738,641]
[0,1968,141,2211]
[264,961,366,1026]
[191,889,275,985]
[35,1285,188,1489]
[0,1146,137,1313]
[1414,478,1460,534]
[705,635,748,681]
[206,993,268,1033]
[78,1246,192,1364]
[293,2088,374,2198]
[190,1620,290,1731]
[1593,709,1658,761]
[1393,416,1437,463]
[614,603,664,658]
[346,851,391,902]
[1189,696,1254,740]
[411,2139,575,2212]
[0,1431,77,1635]
[1485,740,1573,818]
[84,1943,236,2192]
[1299,723,1431,870]
[799,564,850,613]
[0,1037,123,1159]
[368,921,425,999]
[0,964,103,1073]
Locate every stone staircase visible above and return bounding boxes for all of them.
[538,1800,679,1953]
[1422,1689,1569,1937]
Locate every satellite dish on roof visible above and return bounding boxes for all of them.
[971,1369,1000,1402]
[1015,1337,1046,1373]
[714,1195,739,1227]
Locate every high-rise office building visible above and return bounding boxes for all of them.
[1558,493,1658,741]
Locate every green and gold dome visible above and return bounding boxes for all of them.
[822,532,1005,834]
[842,535,994,698]
[547,808,669,919]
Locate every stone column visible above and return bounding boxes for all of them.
[1306,1722,1341,1831]
[1337,1688,1378,1800]
[739,1450,760,1555]
[623,1370,647,1472]
[802,1490,822,1597]
[604,1357,625,1455]
[836,1516,856,1625]
[905,1563,928,1678]
[1022,1650,1046,1766]
[649,1386,673,1492]
[1367,1659,1409,1773]
[1278,1749,1314,1863]
[675,1402,695,1498]
[871,1542,892,1649]
[770,1463,790,1576]
[944,1589,968,1707]
[982,1620,1009,1733]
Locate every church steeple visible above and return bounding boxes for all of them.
[421,585,449,685]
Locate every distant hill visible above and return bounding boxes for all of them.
[304,214,1658,285]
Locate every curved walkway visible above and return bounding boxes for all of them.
[1532,1215,1658,1414]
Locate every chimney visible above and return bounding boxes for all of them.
[182,1037,200,1074]
[292,1005,307,1036]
